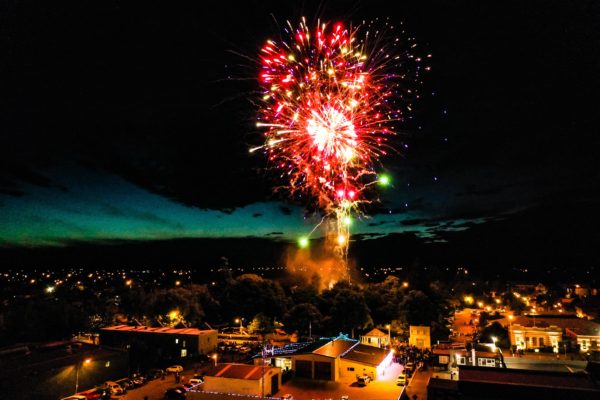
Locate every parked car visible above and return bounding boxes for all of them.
[130,374,147,387]
[104,381,125,395]
[164,388,186,400]
[356,376,368,387]
[189,377,204,385]
[196,354,212,364]
[341,396,349,400]
[281,395,294,400]
[116,378,133,391]
[146,368,165,380]
[79,388,109,400]
[61,396,86,400]
[165,365,184,373]
[396,373,407,386]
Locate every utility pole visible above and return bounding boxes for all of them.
[261,341,266,399]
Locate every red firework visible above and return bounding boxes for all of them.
[253,18,426,219]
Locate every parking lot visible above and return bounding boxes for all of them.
[111,363,408,400]
[265,363,405,400]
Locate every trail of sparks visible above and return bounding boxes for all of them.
[253,18,428,275]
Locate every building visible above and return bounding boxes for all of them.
[339,343,394,380]
[507,315,600,352]
[256,335,394,382]
[428,364,600,400]
[409,325,431,349]
[290,337,357,381]
[566,327,600,352]
[100,325,217,359]
[509,323,562,351]
[432,345,503,370]
[203,363,281,397]
[360,328,389,348]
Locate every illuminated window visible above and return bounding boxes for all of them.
[181,349,187,357]
[175,338,179,344]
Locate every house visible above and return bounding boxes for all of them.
[203,363,281,397]
[360,328,389,348]
[409,325,431,349]
[100,325,218,358]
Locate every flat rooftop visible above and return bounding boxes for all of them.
[312,338,358,358]
[459,365,600,391]
[341,344,391,366]
[101,325,216,336]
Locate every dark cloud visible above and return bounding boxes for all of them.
[0,186,27,197]
[265,231,283,236]
[278,206,292,216]
[100,203,184,230]
[367,220,394,227]
[400,218,428,226]
[0,164,68,193]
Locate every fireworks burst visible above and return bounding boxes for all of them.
[252,17,428,278]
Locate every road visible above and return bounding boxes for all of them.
[504,356,587,372]
[120,368,204,400]
[451,308,477,342]
[403,367,432,400]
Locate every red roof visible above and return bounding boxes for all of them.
[204,363,278,380]
[101,325,216,336]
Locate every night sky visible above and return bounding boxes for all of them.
[1,1,599,273]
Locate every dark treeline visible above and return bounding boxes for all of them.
[0,271,451,346]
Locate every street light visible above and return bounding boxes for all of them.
[491,336,498,351]
[235,318,244,333]
[212,354,218,366]
[75,358,92,394]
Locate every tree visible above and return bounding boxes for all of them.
[318,282,372,336]
[480,321,509,349]
[283,303,322,335]
[248,313,273,334]
[218,274,288,322]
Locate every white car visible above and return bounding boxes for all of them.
[281,395,294,400]
[104,381,125,395]
[165,365,184,373]
[189,377,204,385]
